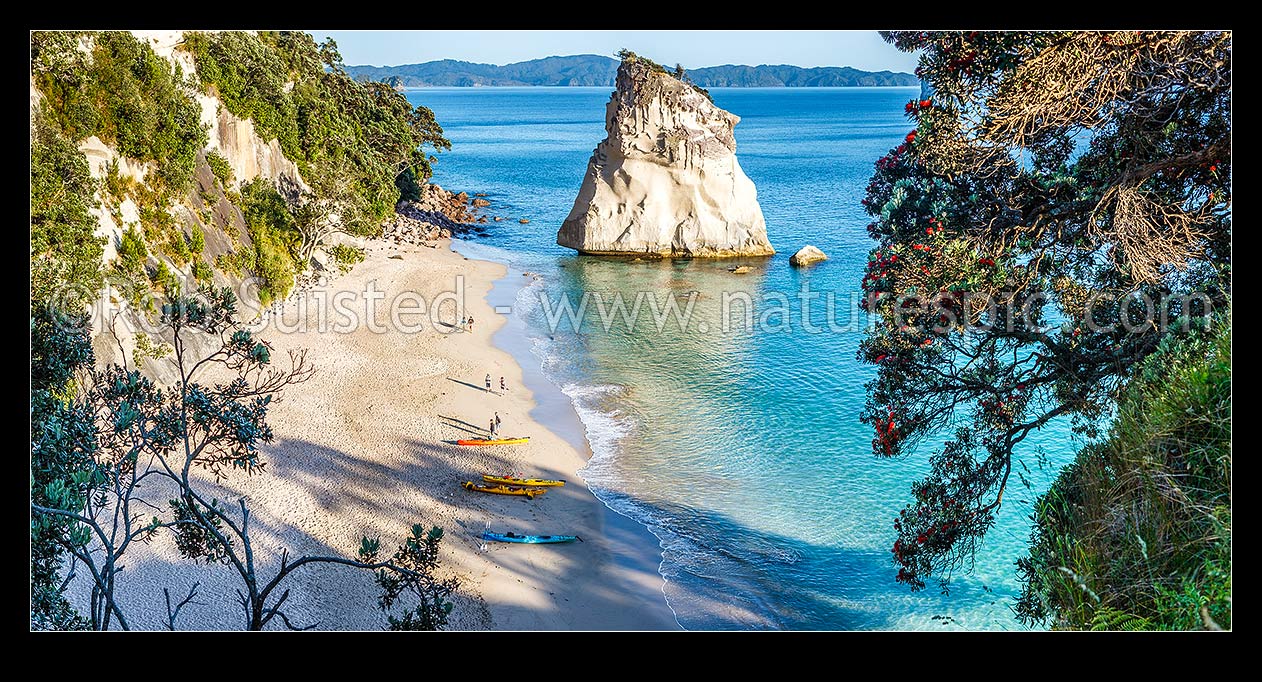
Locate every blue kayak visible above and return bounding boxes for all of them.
[482,531,581,544]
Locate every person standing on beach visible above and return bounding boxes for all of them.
[494,412,502,432]
[460,315,468,331]
[500,376,507,392]
[489,417,497,438]
[485,373,492,391]
[468,316,475,332]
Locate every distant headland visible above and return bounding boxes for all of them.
[344,54,919,88]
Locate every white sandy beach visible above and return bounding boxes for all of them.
[92,239,679,630]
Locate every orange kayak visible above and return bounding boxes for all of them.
[456,437,530,446]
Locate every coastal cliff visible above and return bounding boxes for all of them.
[557,56,774,258]
[30,30,461,385]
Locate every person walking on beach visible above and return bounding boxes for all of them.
[460,315,468,331]
[495,412,502,431]
[485,373,492,392]
[468,316,475,332]
[489,417,497,439]
[500,376,507,392]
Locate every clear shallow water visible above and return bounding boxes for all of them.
[407,86,1079,630]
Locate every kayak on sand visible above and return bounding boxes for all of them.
[482,531,581,544]
[456,437,530,446]
[482,474,566,487]
[461,481,547,499]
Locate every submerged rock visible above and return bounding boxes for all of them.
[790,245,828,267]
[558,56,774,258]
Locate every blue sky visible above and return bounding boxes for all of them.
[309,30,920,72]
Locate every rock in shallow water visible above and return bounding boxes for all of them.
[790,245,828,267]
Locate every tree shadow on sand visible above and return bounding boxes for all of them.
[92,434,1007,631]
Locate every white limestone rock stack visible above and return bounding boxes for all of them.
[558,57,774,257]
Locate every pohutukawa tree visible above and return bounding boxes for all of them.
[31,288,458,630]
[858,31,1230,592]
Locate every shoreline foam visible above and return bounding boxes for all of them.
[468,243,682,629]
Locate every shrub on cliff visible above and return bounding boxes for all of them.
[238,178,299,305]
[32,30,206,194]
[30,113,104,313]
[616,48,713,103]
[205,150,233,186]
[858,31,1230,599]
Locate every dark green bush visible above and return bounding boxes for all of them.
[239,178,298,305]
[1017,318,1232,630]
[205,150,233,186]
[191,259,213,284]
[116,226,148,276]
[328,243,365,274]
[30,115,104,312]
[32,31,207,194]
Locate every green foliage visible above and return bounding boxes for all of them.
[164,229,192,265]
[199,187,219,208]
[168,497,233,563]
[188,223,205,254]
[616,48,668,74]
[395,166,424,203]
[191,259,214,285]
[1088,607,1153,631]
[103,159,132,204]
[860,32,1230,594]
[116,226,148,276]
[131,332,171,371]
[617,48,713,103]
[32,30,207,194]
[151,260,181,297]
[214,252,245,277]
[205,149,233,186]
[183,31,450,224]
[1016,319,1231,629]
[30,115,104,313]
[327,243,365,274]
[30,308,97,629]
[238,178,298,305]
[366,524,459,631]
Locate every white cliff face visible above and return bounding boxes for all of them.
[133,30,310,194]
[558,59,774,257]
[56,31,312,382]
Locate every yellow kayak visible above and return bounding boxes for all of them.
[457,437,530,446]
[483,474,566,488]
[461,481,547,499]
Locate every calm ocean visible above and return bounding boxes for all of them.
[405,86,1078,630]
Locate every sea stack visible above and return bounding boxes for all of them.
[557,54,774,257]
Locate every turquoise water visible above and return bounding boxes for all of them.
[406,86,1079,630]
